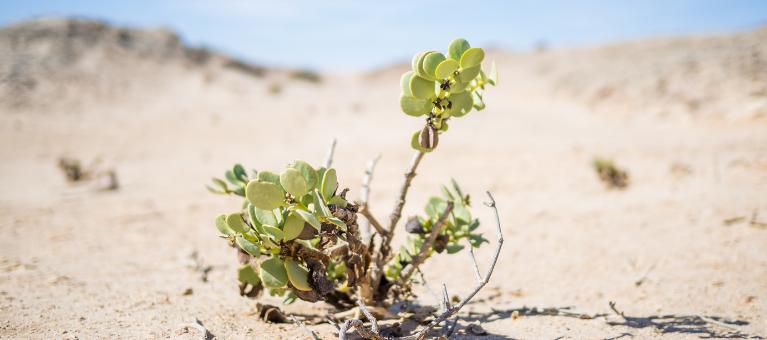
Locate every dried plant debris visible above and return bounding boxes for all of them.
[593,158,629,189]
[57,157,119,191]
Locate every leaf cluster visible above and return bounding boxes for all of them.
[208,162,352,303]
[401,38,498,152]
[385,180,488,281]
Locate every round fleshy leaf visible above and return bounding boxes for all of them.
[262,224,283,241]
[449,91,474,117]
[400,71,414,96]
[450,77,467,93]
[282,213,304,241]
[459,65,481,83]
[256,171,281,186]
[448,38,471,61]
[460,47,485,68]
[253,207,277,228]
[226,213,249,234]
[313,190,332,218]
[259,257,288,288]
[435,59,459,80]
[409,75,436,100]
[284,258,312,291]
[328,196,348,207]
[422,52,446,79]
[289,160,318,190]
[411,51,424,71]
[416,51,435,80]
[280,168,308,198]
[236,235,261,257]
[295,209,321,231]
[238,264,261,285]
[215,214,235,236]
[400,95,432,117]
[321,168,337,201]
[246,181,285,210]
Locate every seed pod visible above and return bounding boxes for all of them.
[296,222,318,240]
[419,125,431,149]
[405,216,425,234]
[419,125,439,150]
[434,234,449,253]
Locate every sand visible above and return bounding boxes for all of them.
[1,19,766,339]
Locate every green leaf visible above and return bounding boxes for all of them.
[284,258,312,291]
[400,95,432,117]
[215,214,235,236]
[448,91,473,117]
[459,65,481,83]
[260,234,280,249]
[282,213,304,241]
[283,292,297,304]
[422,52,446,79]
[328,196,348,208]
[313,190,332,218]
[208,178,229,194]
[401,71,414,96]
[327,217,347,231]
[409,74,436,100]
[469,234,489,247]
[224,170,240,186]
[416,51,435,80]
[247,204,265,234]
[246,180,285,210]
[453,202,472,223]
[253,207,277,228]
[472,91,486,110]
[435,59,460,80]
[295,209,321,231]
[238,264,261,285]
[256,171,281,186]
[233,164,248,182]
[226,213,249,234]
[460,47,485,68]
[411,51,425,72]
[280,168,308,198]
[448,38,471,61]
[259,257,288,288]
[289,160,318,190]
[321,168,337,201]
[236,235,261,257]
[446,244,465,254]
[424,196,447,218]
[263,224,283,242]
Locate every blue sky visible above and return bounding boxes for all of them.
[1,1,766,71]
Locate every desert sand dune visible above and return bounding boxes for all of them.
[1,18,765,339]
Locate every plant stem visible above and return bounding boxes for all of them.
[397,202,454,287]
[362,150,425,303]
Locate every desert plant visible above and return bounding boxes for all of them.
[208,38,502,339]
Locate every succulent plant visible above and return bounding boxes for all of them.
[401,38,497,152]
[206,39,500,332]
[208,161,358,305]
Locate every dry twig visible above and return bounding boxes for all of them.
[181,318,214,340]
[364,151,425,302]
[290,315,320,340]
[324,138,338,168]
[340,191,504,340]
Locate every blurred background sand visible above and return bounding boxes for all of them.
[0,14,766,339]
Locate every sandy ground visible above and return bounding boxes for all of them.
[1,24,766,339]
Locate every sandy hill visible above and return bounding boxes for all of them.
[1,18,765,339]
